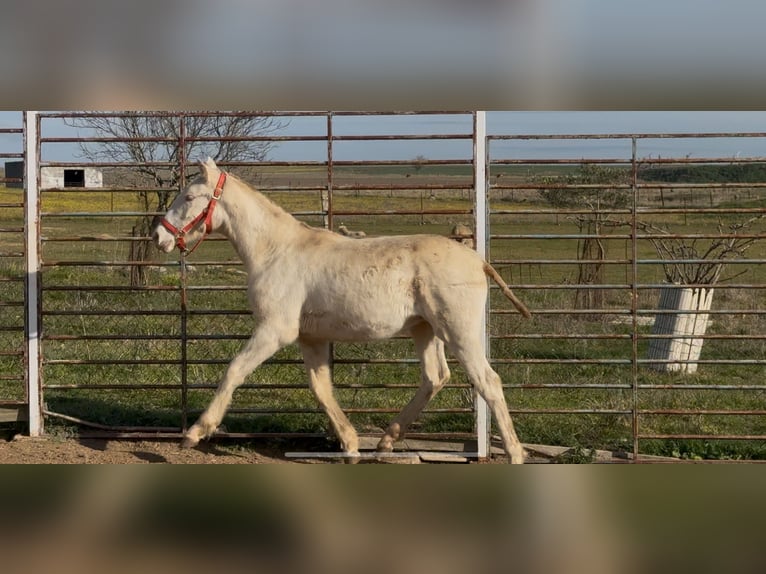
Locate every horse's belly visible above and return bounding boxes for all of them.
[299,302,417,342]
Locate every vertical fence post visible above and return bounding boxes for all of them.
[630,136,639,460]
[325,112,333,230]
[179,113,189,433]
[24,111,42,436]
[473,111,490,458]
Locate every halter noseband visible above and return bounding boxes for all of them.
[159,172,227,255]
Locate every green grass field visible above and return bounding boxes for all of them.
[2,174,765,460]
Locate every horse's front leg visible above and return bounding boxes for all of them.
[182,325,295,448]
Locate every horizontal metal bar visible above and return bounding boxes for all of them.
[43,383,472,391]
[43,285,180,292]
[639,384,766,390]
[331,111,472,117]
[638,434,766,441]
[483,359,766,366]
[636,359,766,365]
[493,158,632,165]
[491,234,633,240]
[331,134,472,141]
[330,209,472,216]
[637,207,766,214]
[504,383,633,390]
[42,285,247,294]
[490,182,766,191]
[638,334,766,340]
[491,309,632,315]
[490,284,633,290]
[493,334,632,340]
[490,208,633,215]
[43,334,182,341]
[42,260,178,267]
[489,132,766,140]
[639,409,766,416]
[493,259,632,265]
[200,407,474,415]
[329,184,474,191]
[639,258,766,265]
[44,359,183,366]
[42,358,437,367]
[42,211,164,218]
[493,359,632,365]
[0,350,24,357]
[510,409,631,415]
[496,207,766,215]
[43,410,180,433]
[43,310,182,316]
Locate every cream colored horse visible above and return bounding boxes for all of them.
[154,158,531,463]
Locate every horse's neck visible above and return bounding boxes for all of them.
[222,180,302,268]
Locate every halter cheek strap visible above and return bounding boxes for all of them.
[160,172,227,255]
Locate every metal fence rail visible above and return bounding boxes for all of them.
[10,111,766,461]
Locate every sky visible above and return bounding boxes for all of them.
[3,111,766,164]
[3,1,766,110]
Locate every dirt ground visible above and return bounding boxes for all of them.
[0,433,519,464]
[0,434,294,464]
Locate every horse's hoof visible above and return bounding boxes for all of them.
[376,435,395,453]
[343,451,361,464]
[180,436,199,449]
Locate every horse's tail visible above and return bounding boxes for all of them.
[483,263,532,319]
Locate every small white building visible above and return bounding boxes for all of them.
[41,166,103,189]
[4,161,103,189]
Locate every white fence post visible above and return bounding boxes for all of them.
[24,111,42,436]
[473,111,490,458]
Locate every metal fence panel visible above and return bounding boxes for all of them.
[17,111,766,461]
[487,131,766,461]
[34,111,483,448]
[0,112,26,424]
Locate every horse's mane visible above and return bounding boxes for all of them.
[225,171,294,221]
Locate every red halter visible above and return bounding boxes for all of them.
[159,172,227,255]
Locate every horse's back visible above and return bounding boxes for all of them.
[294,232,488,340]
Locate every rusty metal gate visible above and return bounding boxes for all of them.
[0,113,27,425]
[487,128,766,461]
[16,111,766,461]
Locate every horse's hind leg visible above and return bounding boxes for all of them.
[377,322,450,453]
[300,339,360,458]
[450,342,525,464]
[183,326,290,448]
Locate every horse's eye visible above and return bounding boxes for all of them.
[185,195,195,202]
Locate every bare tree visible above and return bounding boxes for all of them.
[638,215,766,285]
[537,165,631,310]
[65,112,288,285]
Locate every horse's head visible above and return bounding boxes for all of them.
[153,157,227,254]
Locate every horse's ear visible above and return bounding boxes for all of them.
[198,157,219,184]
